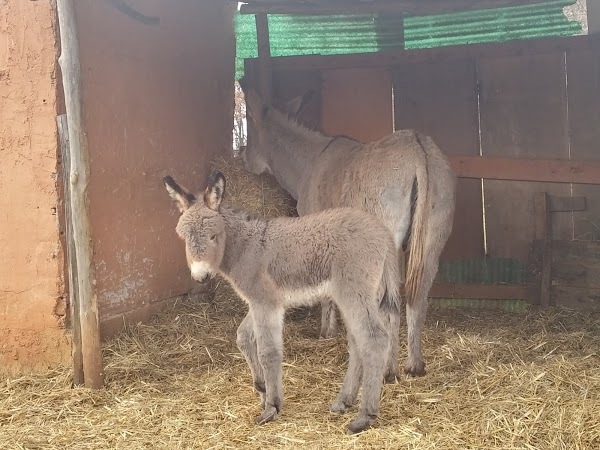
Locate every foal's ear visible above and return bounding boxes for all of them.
[163,176,196,213]
[284,89,315,119]
[203,170,226,211]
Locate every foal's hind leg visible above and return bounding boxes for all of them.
[319,297,338,339]
[251,304,285,425]
[339,300,389,434]
[330,331,362,414]
[236,312,266,406]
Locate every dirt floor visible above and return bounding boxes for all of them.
[1,285,598,449]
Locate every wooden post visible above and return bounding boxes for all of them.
[57,115,84,386]
[255,13,273,104]
[534,192,552,307]
[589,0,600,35]
[56,0,104,388]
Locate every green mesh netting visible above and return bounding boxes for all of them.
[235,0,583,79]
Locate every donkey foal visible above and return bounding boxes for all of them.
[164,170,402,433]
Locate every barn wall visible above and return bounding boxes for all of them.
[73,0,235,337]
[0,1,71,372]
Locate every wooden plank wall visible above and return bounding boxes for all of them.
[393,60,484,261]
[478,53,572,262]
[320,68,393,142]
[567,46,600,241]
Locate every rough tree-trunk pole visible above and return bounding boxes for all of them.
[56,0,104,388]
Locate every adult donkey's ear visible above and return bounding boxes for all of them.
[164,176,196,213]
[284,89,315,119]
[204,170,226,212]
[243,87,269,122]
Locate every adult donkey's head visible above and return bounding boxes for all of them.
[238,76,314,176]
[163,171,227,283]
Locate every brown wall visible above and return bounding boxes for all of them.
[0,1,71,372]
[73,0,234,336]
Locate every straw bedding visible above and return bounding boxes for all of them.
[2,157,599,448]
[1,287,599,449]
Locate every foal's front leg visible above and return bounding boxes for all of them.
[251,304,285,425]
[236,312,266,406]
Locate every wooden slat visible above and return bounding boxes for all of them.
[449,155,600,184]
[429,282,531,300]
[255,13,273,104]
[240,0,552,15]
[249,35,600,72]
[393,60,484,260]
[552,286,600,310]
[549,196,586,213]
[567,45,600,241]
[551,240,600,289]
[534,193,552,307]
[478,53,571,261]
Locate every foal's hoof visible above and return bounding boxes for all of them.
[347,415,376,434]
[404,359,426,377]
[330,400,349,414]
[384,368,399,384]
[255,405,278,425]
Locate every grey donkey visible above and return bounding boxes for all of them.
[239,79,456,376]
[163,170,402,434]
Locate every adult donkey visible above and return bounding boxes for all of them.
[239,79,456,376]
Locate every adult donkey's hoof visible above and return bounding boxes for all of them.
[404,359,426,377]
[346,415,376,434]
[255,405,279,425]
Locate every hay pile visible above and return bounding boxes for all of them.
[211,155,297,218]
[1,290,599,449]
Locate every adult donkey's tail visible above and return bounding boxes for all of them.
[381,241,402,313]
[405,131,430,306]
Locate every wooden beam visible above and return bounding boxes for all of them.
[429,282,531,300]
[246,34,600,72]
[255,13,273,104]
[449,155,600,185]
[534,193,552,307]
[57,115,84,386]
[549,195,586,212]
[589,0,600,35]
[240,0,552,16]
[56,0,104,389]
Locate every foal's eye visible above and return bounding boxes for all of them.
[210,234,217,241]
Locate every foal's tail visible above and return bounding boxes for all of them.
[405,131,430,306]
[380,241,402,314]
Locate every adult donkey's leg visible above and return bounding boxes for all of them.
[384,306,401,383]
[319,298,338,339]
[404,210,451,376]
[236,312,266,407]
[252,304,285,425]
